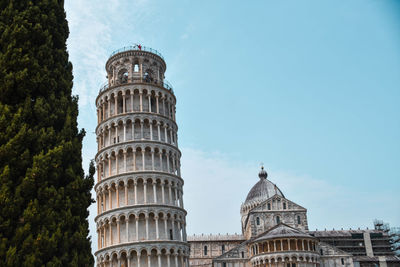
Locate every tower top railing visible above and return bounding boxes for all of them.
[109,44,164,60]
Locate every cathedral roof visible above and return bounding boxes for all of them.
[253,223,314,242]
[244,167,284,204]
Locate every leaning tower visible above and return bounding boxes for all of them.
[94,45,189,267]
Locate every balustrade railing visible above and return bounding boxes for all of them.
[98,79,174,94]
[109,45,164,60]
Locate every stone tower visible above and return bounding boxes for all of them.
[94,45,189,267]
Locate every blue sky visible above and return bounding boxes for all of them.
[65,0,400,254]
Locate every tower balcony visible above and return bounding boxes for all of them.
[99,79,174,96]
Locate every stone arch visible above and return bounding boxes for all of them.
[118,68,128,84]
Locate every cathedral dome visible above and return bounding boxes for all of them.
[244,167,284,204]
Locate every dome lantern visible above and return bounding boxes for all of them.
[258,166,268,179]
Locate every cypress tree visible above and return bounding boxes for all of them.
[0,1,94,266]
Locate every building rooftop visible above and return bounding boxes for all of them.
[309,229,387,237]
[188,233,245,242]
[253,223,313,242]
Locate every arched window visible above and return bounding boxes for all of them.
[134,64,139,72]
[297,215,301,224]
[276,216,280,224]
[204,245,208,256]
[222,244,225,253]
[283,202,286,209]
[118,69,128,84]
[144,72,149,82]
[223,263,226,267]
[267,203,271,210]
[144,69,153,82]
[256,217,260,226]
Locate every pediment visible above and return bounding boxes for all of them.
[214,240,249,261]
[249,194,307,213]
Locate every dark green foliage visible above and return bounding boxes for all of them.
[0,1,94,266]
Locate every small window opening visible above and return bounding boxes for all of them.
[119,71,128,84]
[341,258,344,265]
[204,245,208,256]
[320,249,323,255]
[267,203,271,210]
[283,203,286,209]
[144,72,149,82]
[223,263,226,267]
[297,215,301,224]
[241,251,244,258]
[256,217,260,226]
[144,71,153,82]
[222,244,225,253]
[287,264,291,267]
[276,216,280,224]
[169,229,173,240]
[134,64,139,72]
[292,264,296,267]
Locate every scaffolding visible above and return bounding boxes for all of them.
[374,219,400,256]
